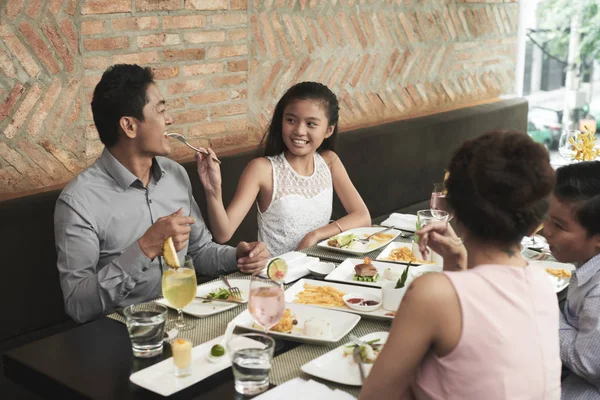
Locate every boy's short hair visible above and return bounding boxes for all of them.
[555,161,600,236]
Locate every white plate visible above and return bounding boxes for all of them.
[301,332,388,386]
[375,242,433,266]
[157,279,249,318]
[130,335,229,396]
[325,258,439,288]
[530,260,576,293]
[285,279,395,320]
[232,303,361,345]
[317,227,402,255]
[325,258,406,288]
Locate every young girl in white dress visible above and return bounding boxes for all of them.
[195,82,370,256]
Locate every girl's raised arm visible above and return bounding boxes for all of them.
[197,150,271,243]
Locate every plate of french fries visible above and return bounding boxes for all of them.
[284,279,395,320]
[231,303,361,345]
[529,260,576,293]
[375,242,434,265]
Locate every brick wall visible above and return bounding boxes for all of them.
[0,0,518,197]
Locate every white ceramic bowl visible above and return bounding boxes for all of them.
[342,292,382,312]
[307,261,336,278]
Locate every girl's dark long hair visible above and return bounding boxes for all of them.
[261,82,340,157]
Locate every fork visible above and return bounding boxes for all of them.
[354,227,394,245]
[166,132,221,164]
[220,275,242,300]
[352,343,367,384]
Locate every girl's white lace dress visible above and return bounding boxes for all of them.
[257,152,333,256]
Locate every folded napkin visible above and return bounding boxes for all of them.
[259,251,319,284]
[254,378,356,400]
[380,213,418,232]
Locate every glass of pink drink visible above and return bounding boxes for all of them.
[248,276,285,332]
[430,183,452,220]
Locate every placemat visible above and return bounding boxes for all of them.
[270,318,391,398]
[107,272,253,345]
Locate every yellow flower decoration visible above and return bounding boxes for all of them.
[569,126,600,161]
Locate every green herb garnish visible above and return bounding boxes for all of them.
[395,261,412,289]
[206,288,231,300]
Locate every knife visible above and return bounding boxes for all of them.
[195,296,245,304]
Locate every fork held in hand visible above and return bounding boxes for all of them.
[220,275,242,300]
[166,133,221,164]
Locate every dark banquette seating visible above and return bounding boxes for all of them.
[0,99,527,392]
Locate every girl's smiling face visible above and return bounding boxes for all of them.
[281,99,334,158]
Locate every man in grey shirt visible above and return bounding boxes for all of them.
[54,64,269,323]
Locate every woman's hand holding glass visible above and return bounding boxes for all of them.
[416,221,467,271]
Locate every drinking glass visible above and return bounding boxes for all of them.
[227,333,275,395]
[162,255,197,331]
[248,275,285,332]
[430,183,452,220]
[124,302,167,358]
[414,209,450,263]
[558,129,581,162]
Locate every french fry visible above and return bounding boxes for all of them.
[383,247,432,264]
[546,268,572,279]
[293,283,346,307]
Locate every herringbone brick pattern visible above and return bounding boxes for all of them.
[0,0,85,193]
[1,0,518,196]
[248,0,518,134]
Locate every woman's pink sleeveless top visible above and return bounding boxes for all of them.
[413,264,561,400]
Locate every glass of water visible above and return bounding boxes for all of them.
[558,129,581,162]
[415,209,450,264]
[124,302,167,358]
[227,333,275,395]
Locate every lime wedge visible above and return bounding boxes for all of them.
[267,258,288,282]
[162,237,180,268]
[211,344,225,357]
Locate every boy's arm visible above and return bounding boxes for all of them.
[560,290,600,382]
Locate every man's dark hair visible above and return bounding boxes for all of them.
[91,64,154,148]
[555,161,600,236]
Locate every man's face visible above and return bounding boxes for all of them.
[134,83,173,157]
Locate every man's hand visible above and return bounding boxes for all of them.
[138,208,195,260]
[236,241,269,274]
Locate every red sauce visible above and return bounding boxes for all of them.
[347,298,363,304]
[362,300,379,306]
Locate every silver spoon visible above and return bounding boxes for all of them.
[165,132,221,164]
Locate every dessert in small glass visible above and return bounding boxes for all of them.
[172,338,192,377]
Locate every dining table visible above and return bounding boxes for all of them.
[2,230,567,399]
